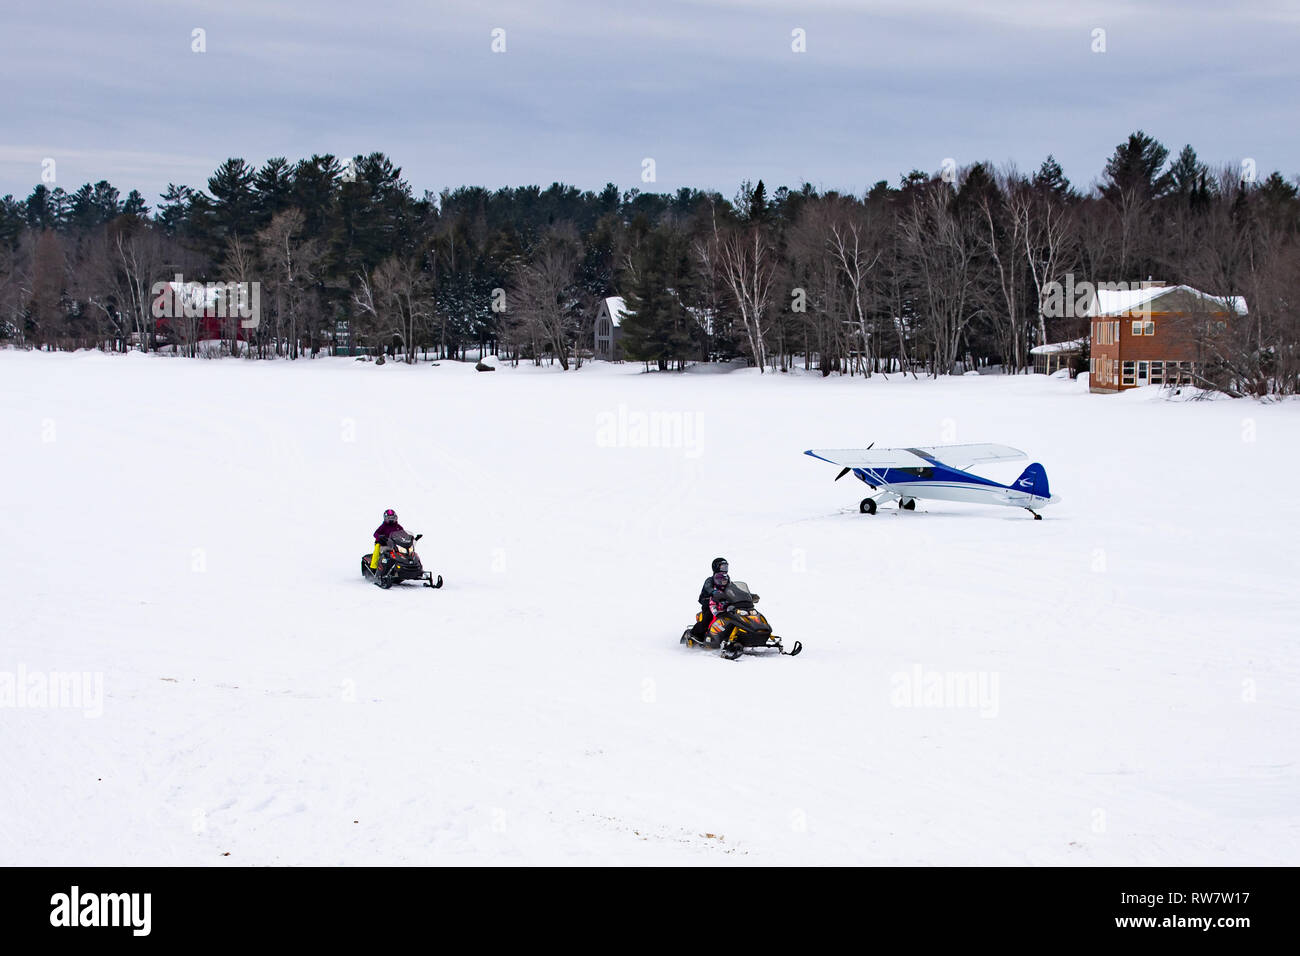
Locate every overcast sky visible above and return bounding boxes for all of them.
[2,0,1297,205]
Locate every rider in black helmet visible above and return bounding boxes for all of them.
[691,557,730,640]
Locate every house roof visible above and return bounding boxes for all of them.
[603,296,628,328]
[154,280,229,318]
[1085,284,1247,317]
[1030,337,1088,355]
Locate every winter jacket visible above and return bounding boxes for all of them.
[374,520,405,543]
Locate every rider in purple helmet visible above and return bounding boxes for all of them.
[370,509,405,569]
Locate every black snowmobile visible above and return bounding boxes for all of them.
[361,531,443,589]
[680,580,801,660]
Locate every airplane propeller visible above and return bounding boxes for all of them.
[833,443,872,482]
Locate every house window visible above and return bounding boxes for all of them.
[1122,360,1135,385]
[1149,361,1164,385]
[1144,320,1155,335]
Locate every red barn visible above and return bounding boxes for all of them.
[151,281,251,345]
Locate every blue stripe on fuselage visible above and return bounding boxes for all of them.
[853,463,1008,491]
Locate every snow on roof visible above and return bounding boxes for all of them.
[1086,284,1247,317]
[1030,337,1088,355]
[162,280,223,306]
[604,296,628,328]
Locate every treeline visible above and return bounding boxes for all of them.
[1,131,1297,393]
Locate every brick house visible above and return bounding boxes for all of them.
[1086,283,1247,393]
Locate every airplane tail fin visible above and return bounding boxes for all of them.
[1013,463,1050,499]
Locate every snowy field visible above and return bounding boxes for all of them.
[1,350,1297,866]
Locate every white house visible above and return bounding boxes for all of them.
[594,296,627,360]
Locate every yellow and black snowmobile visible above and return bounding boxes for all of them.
[680,580,801,660]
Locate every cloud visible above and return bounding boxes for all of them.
[0,0,1295,202]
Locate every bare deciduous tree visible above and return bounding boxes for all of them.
[705,204,776,371]
[1015,183,1078,348]
[507,227,582,370]
[259,209,323,359]
[825,197,883,376]
[901,182,982,375]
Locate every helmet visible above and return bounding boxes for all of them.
[712,572,730,589]
[711,557,729,574]
[383,508,397,523]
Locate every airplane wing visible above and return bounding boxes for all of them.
[804,448,933,469]
[906,443,1026,470]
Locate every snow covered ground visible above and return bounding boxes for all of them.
[1,350,1297,865]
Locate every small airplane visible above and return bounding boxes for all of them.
[803,443,1060,519]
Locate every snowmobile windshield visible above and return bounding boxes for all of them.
[389,531,415,553]
[721,581,754,606]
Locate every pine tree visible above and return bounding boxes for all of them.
[1168,145,1213,206]
[156,184,194,234]
[1101,131,1170,201]
[253,158,295,226]
[206,158,257,251]
[619,227,697,369]
[122,190,149,219]
[25,185,57,230]
[1031,155,1072,200]
[749,179,768,222]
